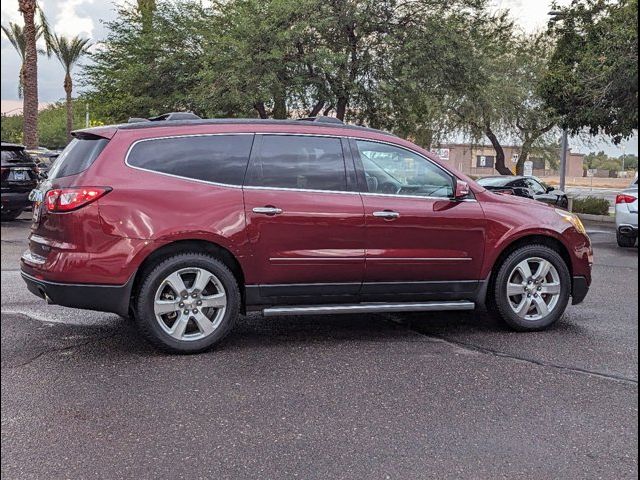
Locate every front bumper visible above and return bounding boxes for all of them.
[572,276,590,305]
[21,271,134,317]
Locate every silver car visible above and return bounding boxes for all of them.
[615,177,638,247]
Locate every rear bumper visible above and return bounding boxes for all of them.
[572,276,590,305]
[1,191,30,211]
[21,271,134,316]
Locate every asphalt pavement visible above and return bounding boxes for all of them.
[1,213,637,479]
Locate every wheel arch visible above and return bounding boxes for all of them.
[485,234,573,306]
[130,239,247,314]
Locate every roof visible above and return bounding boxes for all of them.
[1,142,25,150]
[76,117,396,139]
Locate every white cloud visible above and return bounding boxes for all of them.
[0,0,22,25]
[491,0,572,33]
[54,0,95,38]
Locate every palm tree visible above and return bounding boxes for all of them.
[17,0,40,148]
[1,19,50,98]
[50,34,91,142]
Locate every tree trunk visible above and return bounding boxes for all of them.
[309,101,325,117]
[64,73,73,143]
[253,102,268,119]
[19,0,38,148]
[272,93,287,119]
[515,140,534,176]
[323,104,334,116]
[336,97,348,121]
[484,127,512,175]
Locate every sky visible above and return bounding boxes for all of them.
[0,0,637,156]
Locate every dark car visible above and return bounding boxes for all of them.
[21,114,593,353]
[1,142,38,221]
[477,175,569,209]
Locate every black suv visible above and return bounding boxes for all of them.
[1,142,38,221]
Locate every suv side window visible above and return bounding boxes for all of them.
[355,140,454,198]
[127,135,254,185]
[246,135,347,191]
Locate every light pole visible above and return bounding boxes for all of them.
[559,129,568,191]
[549,10,569,191]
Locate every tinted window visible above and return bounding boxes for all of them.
[128,135,254,185]
[524,178,546,195]
[247,135,347,191]
[1,148,33,164]
[48,138,109,179]
[356,140,454,198]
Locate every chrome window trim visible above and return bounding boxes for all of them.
[122,131,475,202]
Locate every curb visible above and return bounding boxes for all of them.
[575,213,615,223]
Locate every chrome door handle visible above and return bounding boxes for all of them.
[372,210,400,219]
[252,206,283,215]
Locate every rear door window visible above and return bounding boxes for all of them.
[127,134,254,186]
[48,137,109,179]
[246,135,347,191]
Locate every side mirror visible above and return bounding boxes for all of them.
[454,180,470,199]
[546,185,556,193]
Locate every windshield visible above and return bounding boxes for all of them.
[477,177,510,187]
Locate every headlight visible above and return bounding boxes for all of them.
[555,209,587,235]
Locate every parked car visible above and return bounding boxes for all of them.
[477,175,569,209]
[615,176,638,247]
[1,142,38,221]
[21,115,593,353]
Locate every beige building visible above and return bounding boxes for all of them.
[431,144,585,178]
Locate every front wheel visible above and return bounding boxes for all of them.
[490,245,571,331]
[135,253,240,353]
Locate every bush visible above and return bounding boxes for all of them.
[571,196,610,216]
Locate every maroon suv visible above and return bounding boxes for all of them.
[21,115,593,353]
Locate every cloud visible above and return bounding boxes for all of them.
[53,0,96,38]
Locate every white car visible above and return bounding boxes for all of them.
[615,177,638,247]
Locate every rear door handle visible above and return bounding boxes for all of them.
[252,206,283,216]
[372,210,400,219]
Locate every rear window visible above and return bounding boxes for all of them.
[1,148,33,164]
[48,138,109,179]
[127,135,254,186]
[477,177,511,187]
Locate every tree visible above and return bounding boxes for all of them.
[17,0,48,148]
[541,0,638,143]
[50,34,91,142]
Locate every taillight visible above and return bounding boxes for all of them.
[45,187,111,212]
[616,194,637,204]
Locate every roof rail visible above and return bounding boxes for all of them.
[297,116,344,125]
[127,112,202,124]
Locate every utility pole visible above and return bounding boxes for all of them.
[560,129,568,191]
[85,103,90,128]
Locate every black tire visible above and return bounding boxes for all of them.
[1,208,23,221]
[489,244,571,331]
[134,252,240,353]
[616,231,637,248]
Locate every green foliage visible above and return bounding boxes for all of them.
[585,151,638,172]
[572,196,611,215]
[541,0,638,143]
[0,101,91,149]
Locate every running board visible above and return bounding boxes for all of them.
[262,301,475,317]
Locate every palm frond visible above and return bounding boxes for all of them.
[50,34,91,73]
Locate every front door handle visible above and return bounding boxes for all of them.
[253,206,283,216]
[372,210,400,219]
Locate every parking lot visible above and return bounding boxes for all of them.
[1,214,637,479]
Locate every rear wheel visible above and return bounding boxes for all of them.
[1,208,23,221]
[490,245,571,331]
[135,253,240,353]
[617,231,637,248]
